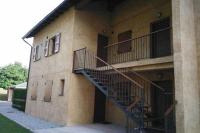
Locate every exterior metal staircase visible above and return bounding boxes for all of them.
[73,48,176,133]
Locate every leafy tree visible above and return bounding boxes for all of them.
[0,62,28,89]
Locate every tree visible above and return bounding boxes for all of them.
[0,62,28,89]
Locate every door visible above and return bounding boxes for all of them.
[151,80,173,128]
[97,34,109,67]
[151,18,171,58]
[93,87,106,123]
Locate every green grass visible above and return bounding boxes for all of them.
[0,94,7,101]
[0,114,32,133]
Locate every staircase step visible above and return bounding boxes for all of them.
[144,127,165,133]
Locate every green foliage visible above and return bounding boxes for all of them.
[0,62,28,89]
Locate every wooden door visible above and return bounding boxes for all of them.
[151,18,171,58]
[97,34,108,67]
[93,87,106,123]
[151,80,173,128]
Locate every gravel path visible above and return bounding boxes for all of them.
[0,101,61,132]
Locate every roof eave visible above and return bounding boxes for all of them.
[23,0,76,39]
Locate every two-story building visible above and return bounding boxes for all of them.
[23,0,200,133]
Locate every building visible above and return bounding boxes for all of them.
[23,0,200,133]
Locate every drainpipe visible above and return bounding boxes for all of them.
[22,37,32,110]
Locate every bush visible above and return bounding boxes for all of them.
[12,89,27,111]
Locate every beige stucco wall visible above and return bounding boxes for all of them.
[172,0,200,132]
[194,0,200,119]
[67,5,111,126]
[25,7,75,125]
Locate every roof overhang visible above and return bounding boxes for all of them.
[23,0,124,39]
[23,0,79,39]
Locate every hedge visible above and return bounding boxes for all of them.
[12,89,27,111]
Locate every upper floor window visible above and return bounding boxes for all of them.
[33,45,41,61]
[45,33,61,57]
[117,30,132,54]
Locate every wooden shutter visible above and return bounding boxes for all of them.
[44,80,53,102]
[31,82,38,100]
[35,45,40,60]
[32,46,36,61]
[44,40,49,57]
[54,33,61,53]
[118,30,132,54]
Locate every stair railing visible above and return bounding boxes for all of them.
[73,48,146,131]
[73,48,176,133]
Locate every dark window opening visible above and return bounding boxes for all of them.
[59,79,65,96]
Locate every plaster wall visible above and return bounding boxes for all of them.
[194,0,200,119]
[66,5,111,126]
[172,0,200,132]
[25,7,75,125]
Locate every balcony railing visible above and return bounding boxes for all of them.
[105,27,172,64]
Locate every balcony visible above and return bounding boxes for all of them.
[102,27,172,66]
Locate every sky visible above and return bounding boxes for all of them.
[0,0,64,68]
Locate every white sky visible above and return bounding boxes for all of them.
[0,0,64,68]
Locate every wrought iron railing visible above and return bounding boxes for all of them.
[105,27,172,64]
[73,48,176,133]
[73,48,145,131]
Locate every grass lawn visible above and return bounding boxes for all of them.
[0,114,32,133]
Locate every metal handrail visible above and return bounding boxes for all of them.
[129,70,165,92]
[88,49,144,89]
[105,27,172,48]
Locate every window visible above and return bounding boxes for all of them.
[44,80,53,102]
[33,45,41,61]
[117,30,132,54]
[48,33,61,56]
[31,82,38,100]
[44,41,49,57]
[59,79,65,96]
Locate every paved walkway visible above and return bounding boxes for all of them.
[0,101,60,132]
[35,124,125,133]
[0,101,125,133]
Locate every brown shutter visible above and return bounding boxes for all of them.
[32,46,36,61]
[118,30,132,54]
[44,40,49,57]
[44,80,53,102]
[54,33,61,53]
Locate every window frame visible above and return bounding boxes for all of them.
[117,30,132,54]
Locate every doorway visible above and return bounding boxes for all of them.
[151,80,173,128]
[93,87,106,123]
[151,17,171,58]
[97,34,109,67]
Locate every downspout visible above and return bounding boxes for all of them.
[22,37,32,111]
